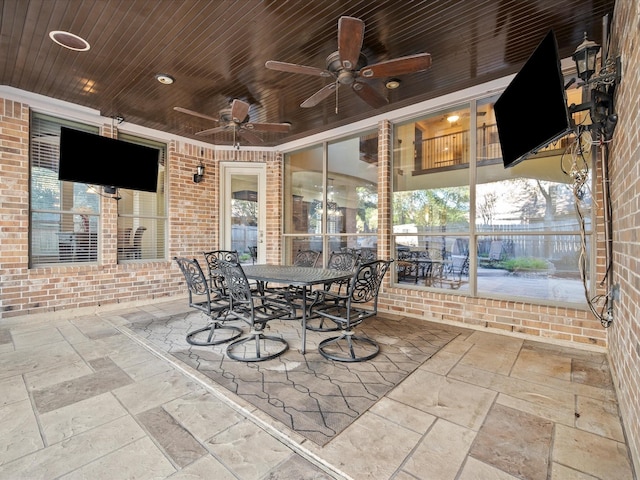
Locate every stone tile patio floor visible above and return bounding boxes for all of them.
[0,299,635,479]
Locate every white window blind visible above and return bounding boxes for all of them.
[116,133,167,262]
[30,113,100,266]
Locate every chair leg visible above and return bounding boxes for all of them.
[226,328,288,362]
[305,314,340,332]
[186,321,243,346]
[318,330,380,362]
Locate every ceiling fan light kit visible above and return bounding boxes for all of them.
[264,16,432,110]
[173,99,291,146]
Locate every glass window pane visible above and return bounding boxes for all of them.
[393,106,471,241]
[284,235,323,265]
[477,234,586,303]
[117,134,166,262]
[30,113,100,266]
[476,95,591,232]
[327,132,378,235]
[393,235,470,291]
[284,131,378,266]
[284,145,323,235]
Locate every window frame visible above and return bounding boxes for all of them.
[390,93,596,308]
[283,130,378,267]
[29,112,101,267]
[116,132,167,263]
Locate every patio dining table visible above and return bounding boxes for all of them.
[243,264,355,354]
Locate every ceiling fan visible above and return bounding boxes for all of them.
[173,99,291,144]
[265,16,432,109]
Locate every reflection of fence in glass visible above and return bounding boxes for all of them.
[478,233,583,266]
[231,225,257,257]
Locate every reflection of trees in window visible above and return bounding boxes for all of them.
[393,187,469,228]
[31,167,60,210]
[356,185,377,233]
[231,199,257,226]
[502,180,574,225]
[478,192,497,225]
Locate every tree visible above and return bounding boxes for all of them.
[393,187,469,229]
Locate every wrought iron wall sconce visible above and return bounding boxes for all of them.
[569,32,622,140]
[193,163,205,183]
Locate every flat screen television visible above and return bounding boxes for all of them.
[58,127,159,192]
[494,30,572,168]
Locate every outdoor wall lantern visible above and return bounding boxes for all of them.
[193,163,205,183]
[569,32,622,140]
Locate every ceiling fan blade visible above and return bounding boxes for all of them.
[195,125,228,136]
[300,83,337,108]
[238,128,264,144]
[338,16,364,70]
[359,53,432,78]
[246,122,291,133]
[230,99,250,123]
[352,81,388,109]
[173,106,220,123]
[265,60,332,77]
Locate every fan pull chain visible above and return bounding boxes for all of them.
[335,83,339,114]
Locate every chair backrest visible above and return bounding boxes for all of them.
[488,240,504,261]
[218,259,253,307]
[174,256,210,298]
[326,251,359,293]
[358,247,377,261]
[203,250,238,291]
[248,246,258,264]
[327,250,359,272]
[133,226,147,246]
[294,249,320,267]
[349,259,393,306]
[118,227,132,245]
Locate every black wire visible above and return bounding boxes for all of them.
[568,127,612,327]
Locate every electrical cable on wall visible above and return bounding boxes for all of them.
[562,128,613,327]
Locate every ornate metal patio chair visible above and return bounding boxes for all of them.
[121,226,146,259]
[293,249,321,267]
[357,247,377,262]
[263,249,321,302]
[174,256,243,346]
[248,245,257,264]
[432,252,470,289]
[218,259,294,362]
[306,250,359,332]
[309,259,393,362]
[204,249,259,294]
[202,250,239,288]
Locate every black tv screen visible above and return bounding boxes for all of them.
[494,30,572,168]
[58,127,159,192]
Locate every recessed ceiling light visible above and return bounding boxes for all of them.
[155,74,175,85]
[49,31,90,51]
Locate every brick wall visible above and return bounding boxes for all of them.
[608,0,640,473]
[0,100,280,319]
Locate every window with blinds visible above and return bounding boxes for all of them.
[116,133,167,262]
[30,113,100,266]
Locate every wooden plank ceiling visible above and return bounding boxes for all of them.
[0,0,616,146]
